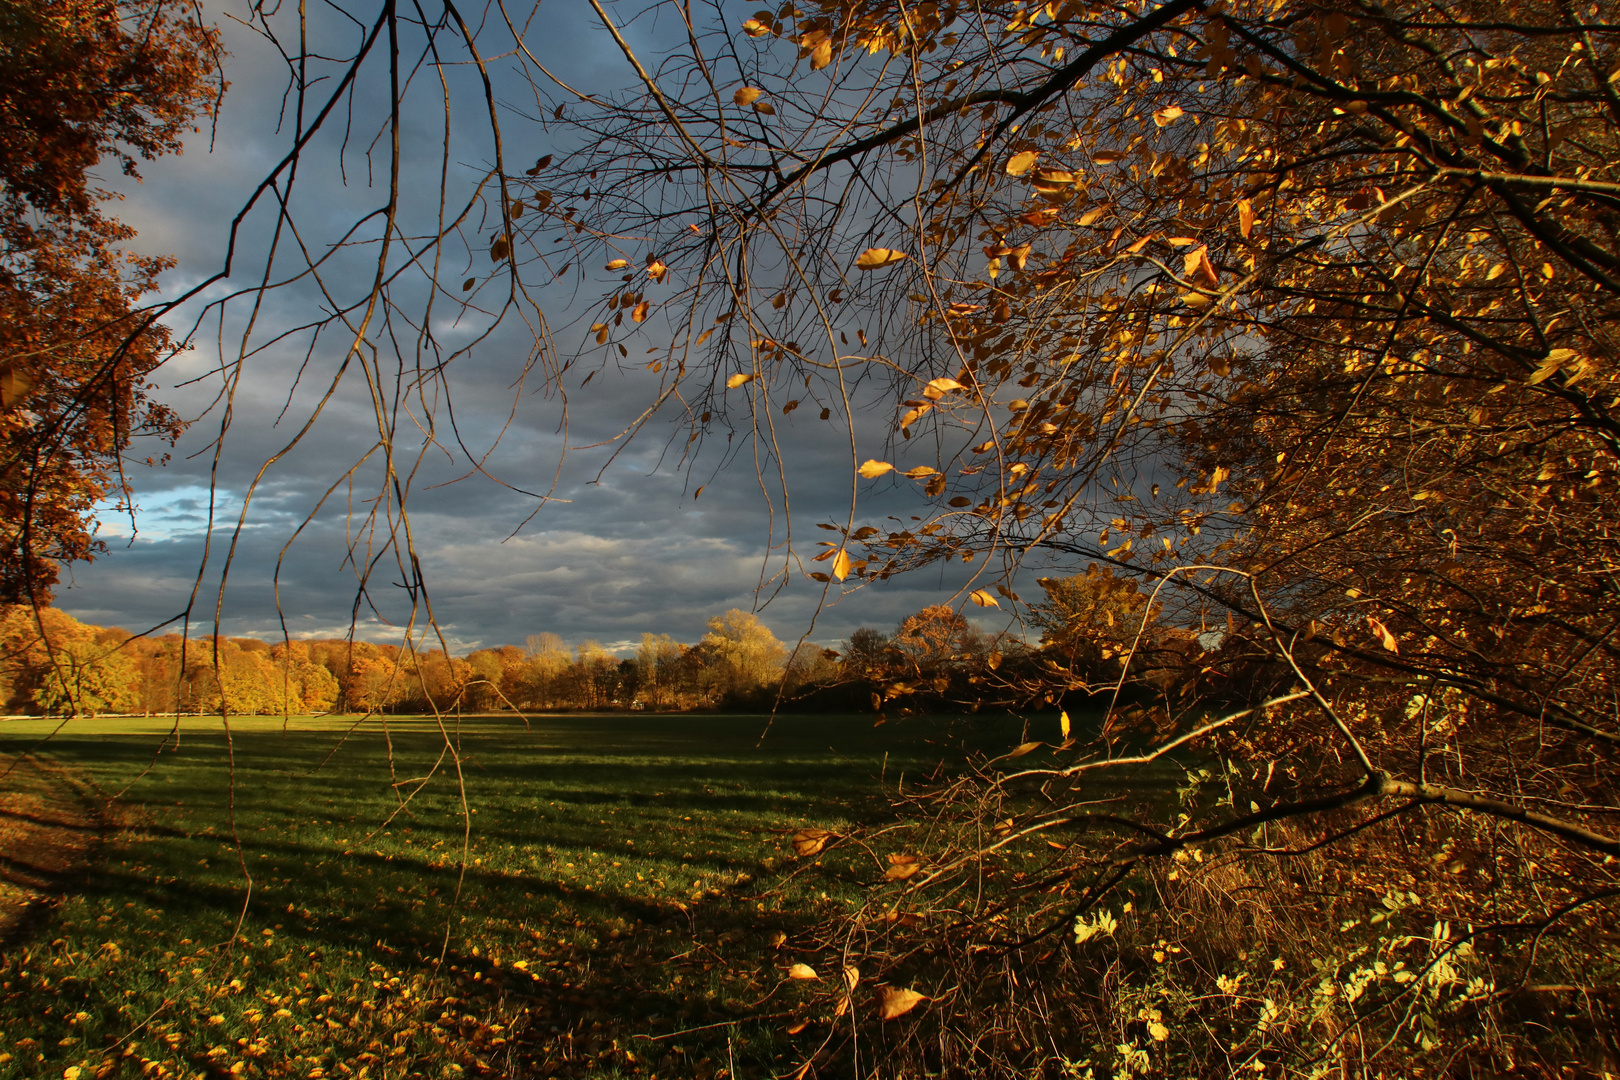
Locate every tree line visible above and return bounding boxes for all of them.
[0,567,1191,718]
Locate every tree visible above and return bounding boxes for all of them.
[28,0,1611,1068]
[699,609,787,705]
[0,602,133,715]
[1027,566,1163,686]
[636,632,685,708]
[503,0,1617,1069]
[0,0,221,602]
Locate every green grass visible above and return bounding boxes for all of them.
[0,711,1034,1080]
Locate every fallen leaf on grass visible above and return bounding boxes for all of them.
[878,986,927,1019]
[792,828,834,856]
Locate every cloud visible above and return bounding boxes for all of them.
[61,3,1042,657]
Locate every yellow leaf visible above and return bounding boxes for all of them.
[1153,104,1184,126]
[1030,167,1076,192]
[605,259,629,270]
[1060,710,1071,739]
[899,403,932,428]
[1007,740,1042,758]
[878,986,927,1020]
[969,588,999,608]
[1528,348,1576,385]
[1237,198,1256,239]
[1486,262,1507,280]
[832,548,852,581]
[727,372,755,388]
[754,100,776,115]
[792,828,833,856]
[903,465,939,479]
[924,377,963,398]
[787,963,819,980]
[810,39,833,69]
[733,86,763,106]
[1093,150,1126,164]
[741,17,770,36]
[695,328,714,345]
[855,248,908,270]
[1078,206,1108,226]
[859,460,895,478]
[632,300,651,323]
[843,965,861,991]
[1005,150,1039,176]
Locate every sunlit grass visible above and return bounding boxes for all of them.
[0,712,1029,1079]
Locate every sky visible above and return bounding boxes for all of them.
[55,0,1034,656]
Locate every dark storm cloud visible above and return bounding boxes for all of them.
[57,0,1031,654]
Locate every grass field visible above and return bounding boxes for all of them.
[0,711,1040,1080]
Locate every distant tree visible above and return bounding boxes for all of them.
[0,604,144,715]
[516,632,570,709]
[462,649,506,711]
[0,0,221,602]
[842,628,891,678]
[699,609,787,705]
[636,632,684,708]
[342,645,402,714]
[891,606,983,685]
[1027,566,1163,688]
[569,640,619,709]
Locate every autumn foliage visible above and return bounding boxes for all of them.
[499,0,1620,1069]
[0,0,220,602]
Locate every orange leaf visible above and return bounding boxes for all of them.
[832,548,852,581]
[1153,104,1184,126]
[1367,615,1399,653]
